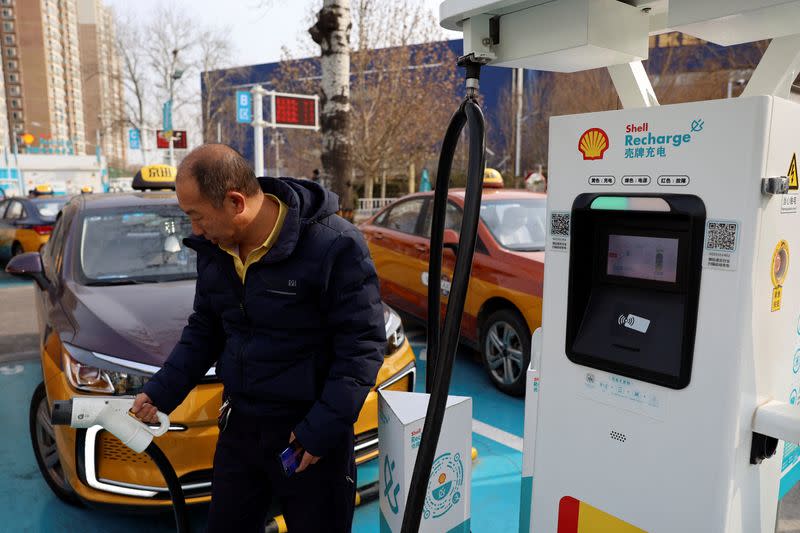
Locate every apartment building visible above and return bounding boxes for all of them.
[77,0,125,166]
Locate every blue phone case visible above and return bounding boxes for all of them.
[279,441,303,477]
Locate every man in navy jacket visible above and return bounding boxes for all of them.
[132,144,385,532]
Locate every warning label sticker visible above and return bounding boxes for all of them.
[548,211,570,252]
[702,220,740,271]
[789,153,798,191]
[782,195,798,215]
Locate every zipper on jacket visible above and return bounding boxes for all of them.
[239,271,252,394]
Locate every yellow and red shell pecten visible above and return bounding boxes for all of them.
[578,128,610,160]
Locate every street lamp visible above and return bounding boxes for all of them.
[168,49,184,167]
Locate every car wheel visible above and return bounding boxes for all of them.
[29,382,82,506]
[480,309,531,396]
[12,242,24,257]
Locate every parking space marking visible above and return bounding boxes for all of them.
[472,419,524,452]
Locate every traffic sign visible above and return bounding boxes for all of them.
[236,91,252,124]
[128,129,141,150]
[162,100,173,131]
[156,130,187,149]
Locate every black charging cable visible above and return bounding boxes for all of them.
[403,54,487,533]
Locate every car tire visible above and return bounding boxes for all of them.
[30,382,82,506]
[12,242,24,257]
[480,309,531,396]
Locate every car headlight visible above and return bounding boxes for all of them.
[384,305,406,356]
[62,345,150,395]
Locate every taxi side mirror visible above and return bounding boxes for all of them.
[6,252,49,290]
[443,229,459,255]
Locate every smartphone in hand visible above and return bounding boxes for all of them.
[279,440,304,477]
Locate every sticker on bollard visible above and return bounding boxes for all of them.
[378,391,472,533]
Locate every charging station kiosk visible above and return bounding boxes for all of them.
[436,1,800,531]
[524,94,800,533]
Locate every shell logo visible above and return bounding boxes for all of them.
[578,128,610,160]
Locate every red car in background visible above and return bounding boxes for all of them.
[360,181,546,395]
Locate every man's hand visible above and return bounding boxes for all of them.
[290,432,320,473]
[130,393,159,424]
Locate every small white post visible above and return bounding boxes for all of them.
[251,85,267,176]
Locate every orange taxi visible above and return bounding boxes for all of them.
[360,170,545,395]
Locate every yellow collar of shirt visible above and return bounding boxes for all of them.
[219,194,288,283]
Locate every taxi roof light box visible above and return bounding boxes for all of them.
[522,95,800,533]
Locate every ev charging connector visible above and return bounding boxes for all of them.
[51,397,189,533]
[51,396,169,452]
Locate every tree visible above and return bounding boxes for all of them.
[310,0,354,213]
[198,28,240,144]
[348,1,457,199]
[114,3,236,163]
[115,13,152,164]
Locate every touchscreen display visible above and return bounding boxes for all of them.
[607,234,679,283]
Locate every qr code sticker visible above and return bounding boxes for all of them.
[551,213,570,237]
[706,221,738,251]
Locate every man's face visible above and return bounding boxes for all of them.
[177,176,238,247]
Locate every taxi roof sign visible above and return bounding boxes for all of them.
[483,167,505,188]
[31,184,54,196]
[132,164,177,191]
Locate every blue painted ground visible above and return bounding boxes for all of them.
[0,329,525,532]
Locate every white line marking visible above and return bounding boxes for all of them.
[472,419,523,452]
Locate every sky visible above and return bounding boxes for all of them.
[105,0,462,68]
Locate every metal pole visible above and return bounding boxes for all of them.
[515,67,523,178]
[141,127,148,166]
[217,122,222,143]
[274,131,280,177]
[251,85,266,176]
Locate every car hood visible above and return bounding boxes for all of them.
[64,280,195,367]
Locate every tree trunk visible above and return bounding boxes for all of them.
[365,173,374,199]
[310,0,353,217]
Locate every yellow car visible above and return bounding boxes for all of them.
[0,195,69,258]
[7,167,415,509]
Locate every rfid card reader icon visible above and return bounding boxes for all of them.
[618,313,651,334]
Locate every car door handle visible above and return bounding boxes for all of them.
[374,232,384,240]
[414,244,428,252]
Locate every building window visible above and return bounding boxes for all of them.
[8,84,19,95]
[0,0,12,6]
[6,59,16,70]
[11,111,20,120]
[5,46,15,57]
[13,123,22,132]
[1,8,11,18]
[3,34,13,45]
[10,98,19,108]
[8,72,16,82]
[2,21,12,32]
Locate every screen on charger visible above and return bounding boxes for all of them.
[607,234,679,283]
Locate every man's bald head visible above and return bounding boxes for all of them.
[177,143,260,208]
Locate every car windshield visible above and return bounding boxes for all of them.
[79,206,196,284]
[32,198,68,220]
[480,198,547,252]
